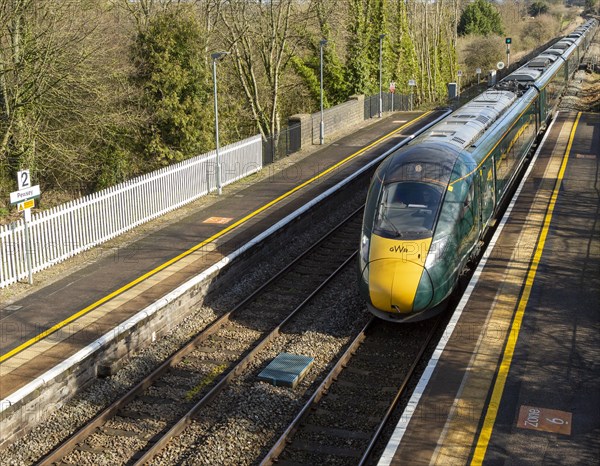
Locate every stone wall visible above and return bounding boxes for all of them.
[288,95,365,151]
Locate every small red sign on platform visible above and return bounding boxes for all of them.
[203,216,233,225]
[517,405,572,435]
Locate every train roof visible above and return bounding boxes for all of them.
[536,54,559,63]
[552,42,572,50]
[501,19,597,92]
[527,57,554,69]
[506,69,542,82]
[421,90,517,150]
[381,141,459,185]
[543,48,564,56]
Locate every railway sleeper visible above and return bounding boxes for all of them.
[287,439,363,458]
[301,423,371,440]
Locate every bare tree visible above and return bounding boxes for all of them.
[0,1,99,177]
[0,1,143,195]
[219,0,310,139]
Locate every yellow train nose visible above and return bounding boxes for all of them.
[368,258,425,312]
[367,236,432,314]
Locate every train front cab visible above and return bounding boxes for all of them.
[359,144,477,322]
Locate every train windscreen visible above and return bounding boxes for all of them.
[374,181,444,239]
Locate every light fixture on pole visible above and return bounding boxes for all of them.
[211,51,229,195]
[379,34,385,118]
[319,39,328,145]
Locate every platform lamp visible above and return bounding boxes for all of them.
[319,39,328,145]
[379,34,386,118]
[211,51,229,195]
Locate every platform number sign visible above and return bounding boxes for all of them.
[17,170,31,190]
[11,168,37,284]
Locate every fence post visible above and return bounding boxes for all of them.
[23,210,33,284]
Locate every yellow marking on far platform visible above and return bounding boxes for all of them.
[0,112,434,365]
[470,112,581,465]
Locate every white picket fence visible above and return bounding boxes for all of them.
[0,135,263,288]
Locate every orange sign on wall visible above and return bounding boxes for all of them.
[203,217,233,225]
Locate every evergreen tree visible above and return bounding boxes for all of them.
[528,2,549,17]
[346,0,372,94]
[458,0,504,36]
[392,0,419,95]
[133,9,212,168]
[290,8,349,110]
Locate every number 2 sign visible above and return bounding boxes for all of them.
[17,170,31,190]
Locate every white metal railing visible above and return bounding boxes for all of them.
[0,135,263,288]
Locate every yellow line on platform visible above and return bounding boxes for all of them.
[0,111,433,364]
[470,112,581,465]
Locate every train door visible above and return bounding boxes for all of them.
[479,162,495,228]
[538,88,548,125]
[458,180,478,259]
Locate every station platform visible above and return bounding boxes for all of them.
[0,109,447,425]
[379,111,600,465]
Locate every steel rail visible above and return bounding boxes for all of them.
[260,316,443,466]
[37,207,363,466]
[134,251,359,465]
[260,317,375,466]
[358,316,443,465]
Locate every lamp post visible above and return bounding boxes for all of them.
[379,34,385,118]
[211,51,229,195]
[319,39,327,145]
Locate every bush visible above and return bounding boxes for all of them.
[520,15,560,50]
[461,35,505,74]
[528,2,550,17]
[133,9,213,169]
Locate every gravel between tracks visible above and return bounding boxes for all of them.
[149,267,370,466]
[1,186,367,466]
[559,30,600,112]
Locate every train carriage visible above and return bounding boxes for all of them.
[358,19,597,322]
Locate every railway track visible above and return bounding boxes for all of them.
[37,208,364,466]
[261,317,441,466]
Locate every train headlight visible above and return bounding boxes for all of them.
[359,234,370,283]
[425,235,449,269]
[361,234,370,259]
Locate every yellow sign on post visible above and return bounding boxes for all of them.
[18,199,35,211]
